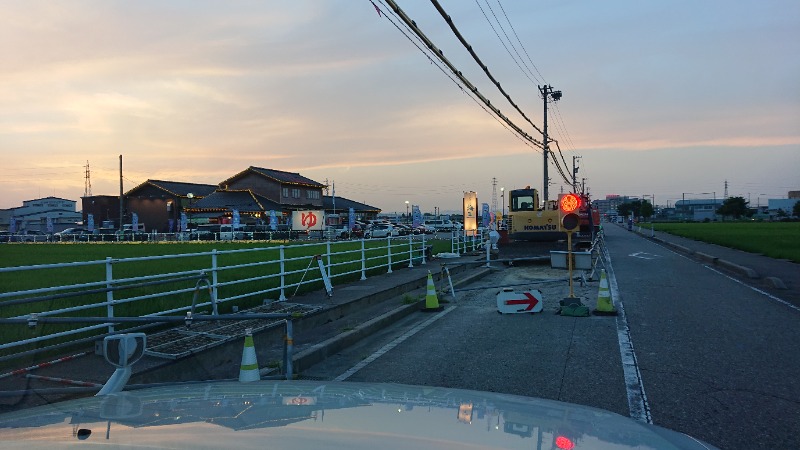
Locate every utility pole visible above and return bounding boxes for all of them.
[539,85,562,203]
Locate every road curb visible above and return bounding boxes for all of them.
[715,258,759,279]
[653,236,764,281]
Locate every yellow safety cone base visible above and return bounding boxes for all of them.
[593,270,618,316]
[422,271,443,312]
[239,329,261,382]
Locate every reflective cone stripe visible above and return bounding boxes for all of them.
[239,330,260,382]
[594,270,617,315]
[424,272,440,310]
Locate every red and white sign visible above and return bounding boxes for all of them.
[496,289,543,314]
[292,210,325,231]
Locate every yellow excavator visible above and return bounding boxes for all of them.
[506,186,599,242]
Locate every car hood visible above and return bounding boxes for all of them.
[0,380,718,449]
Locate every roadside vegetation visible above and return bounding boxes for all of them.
[652,222,799,263]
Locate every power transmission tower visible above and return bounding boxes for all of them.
[84,160,92,197]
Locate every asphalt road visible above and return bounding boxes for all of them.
[305,225,800,450]
[603,224,800,449]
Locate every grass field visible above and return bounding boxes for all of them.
[652,222,800,263]
[0,238,454,362]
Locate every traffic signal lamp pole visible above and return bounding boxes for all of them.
[559,193,581,298]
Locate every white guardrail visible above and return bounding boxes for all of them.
[0,235,442,363]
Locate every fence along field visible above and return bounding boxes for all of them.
[0,238,450,365]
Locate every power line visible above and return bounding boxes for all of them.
[493,0,547,84]
[473,0,540,86]
[372,1,543,154]
[376,0,544,149]
[428,0,545,138]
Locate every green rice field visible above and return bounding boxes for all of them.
[0,239,454,362]
[652,222,799,263]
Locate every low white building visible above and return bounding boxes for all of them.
[0,196,82,232]
[768,199,799,218]
[674,199,724,221]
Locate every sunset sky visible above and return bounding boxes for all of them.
[1,0,798,213]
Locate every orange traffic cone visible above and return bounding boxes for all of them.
[239,328,260,382]
[422,271,443,312]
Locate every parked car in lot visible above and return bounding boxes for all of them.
[54,227,89,242]
[424,219,459,232]
[365,223,397,238]
[13,230,50,242]
[415,224,436,235]
[392,223,413,236]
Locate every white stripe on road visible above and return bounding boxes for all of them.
[650,240,799,314]
[602,242,654,424]
[334,306,457,382]
[703,265,800,313]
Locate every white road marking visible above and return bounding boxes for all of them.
[703,265,800,313]
[629,252,662,260]
[602,243,653,424]
[650,240,799,313]
[334,306,457,381]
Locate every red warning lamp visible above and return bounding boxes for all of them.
[559,193,581,213]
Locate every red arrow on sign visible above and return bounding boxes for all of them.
[505,292,539,311]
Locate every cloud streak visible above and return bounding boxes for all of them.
[0,0,797,211]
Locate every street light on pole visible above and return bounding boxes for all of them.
[405,200,409,225]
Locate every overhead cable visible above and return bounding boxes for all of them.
[428,0,545,137]
[379,0,544,149]
[473,0,540,86]
[372,1,543,154]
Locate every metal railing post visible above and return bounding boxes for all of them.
[326,241,332,279]
[421,234,427,265]
[211,249,219,305]
[279,245,287,301]
[408,234,413,268]
[105,257,115,334]
[360,239,367,280]
[386,236,393,274]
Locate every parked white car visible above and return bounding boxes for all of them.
[365,223,397,238]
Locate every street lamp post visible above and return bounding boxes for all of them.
[405,201,409,225]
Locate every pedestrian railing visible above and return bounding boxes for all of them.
[0,235,428,363]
